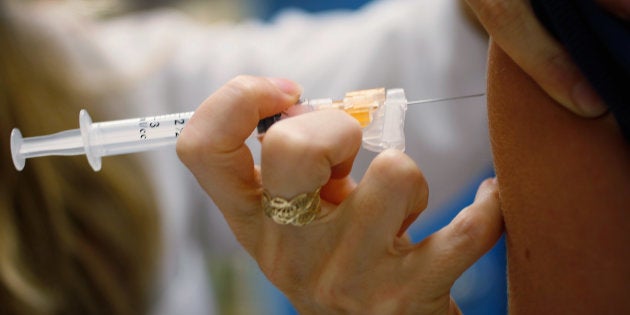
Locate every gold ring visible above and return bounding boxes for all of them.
[262,187,322,226]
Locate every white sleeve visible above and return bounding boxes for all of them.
[92,0,485,107]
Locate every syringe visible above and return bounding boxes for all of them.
[11,110,193,171]
[10,88,483,171]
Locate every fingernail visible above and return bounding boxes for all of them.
[572,79,608,117]
[267,77,303,97]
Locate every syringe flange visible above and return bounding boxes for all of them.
[79,109,102,171]
[10,128,25,171]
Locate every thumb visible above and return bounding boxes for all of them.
[466,0,608,117]
[177,75,301,218]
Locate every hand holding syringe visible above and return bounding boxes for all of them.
[10,88,483,171]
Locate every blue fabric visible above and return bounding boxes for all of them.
[255,0,374,20]
[409,167,507,315]
[531,0,630,141]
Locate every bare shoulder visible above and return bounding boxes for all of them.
[487,42,630,314]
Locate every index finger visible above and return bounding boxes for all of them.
[176,76,301,214]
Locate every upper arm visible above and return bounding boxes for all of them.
[487,41,630,313]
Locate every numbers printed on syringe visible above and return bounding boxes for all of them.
[138,113,189,140]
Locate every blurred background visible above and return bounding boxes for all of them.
[45,0,374,21]
[5,1,506,314]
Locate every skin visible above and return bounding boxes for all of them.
[464,0,615,118]
[465,6,630,310]
[176,76,504,314]
[488,42,630,313]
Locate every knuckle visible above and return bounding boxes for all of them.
[450,207,478,246]
[266,128,332,183]
[448,206,494,253]
[367,151,429,210]
[264,123,320,159]
[227,75,258,95]
[175,130,202,167]
[222,75,268,106]
[372,150,427,190]
[447,180,503,254]
[225,75,273,104]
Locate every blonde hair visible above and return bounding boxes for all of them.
[0,2,160,314]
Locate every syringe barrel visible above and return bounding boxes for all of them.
[89,112,191,157]
[79,111,193,171]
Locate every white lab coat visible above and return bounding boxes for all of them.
[36,0,491,314]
